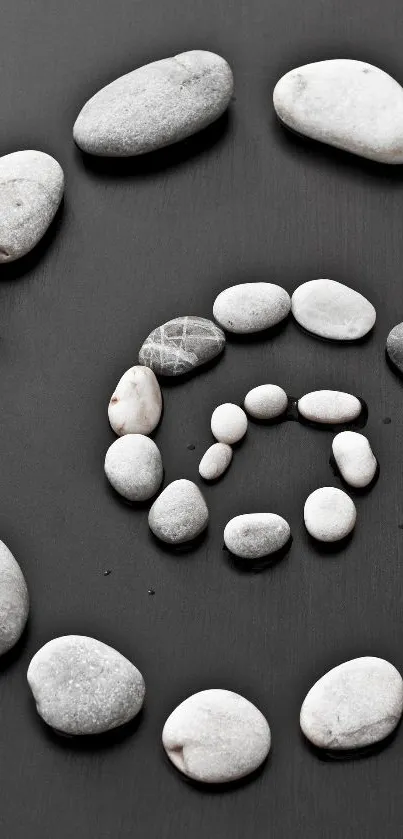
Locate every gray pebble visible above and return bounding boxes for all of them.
[298,390,362,424]
[199,443,232,481]
[244,384,288,420]
[211,403,248,444]
[332,431,377,488]
[224,513,290,559]
[108,365,162,436]
[104,434,163,501]
[139,316,225,376]
[292,279,376,341]
[386,322,403,375]
[0,540,29,655]
[213,282,290,333]
[304,486,356,542]
[149,479,208,543]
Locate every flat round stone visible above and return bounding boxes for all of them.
[105,434,163,501]
[27,635,145,735]
[162,688,271,783]
[0,540,29,655]
[108,365,162,436]
[211,403,248,444]
[386,322,403,374]
[199,443,232,481]
[139,316,225,377]
[244,384,288,420]
[298,390,362,424]
[332,431,377,488]
[300,657,403,749]
[213,283,290,333]
[224,513,290,559]
[148,479,208,543]
[291,279,376,341]
[304,486,356,541]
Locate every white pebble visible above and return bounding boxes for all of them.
[211,403,248,444]
[213,282,290,333]
[244,384,288,420]
[104,434,163,501]
[224,513,290,559]
[199,443,232,481]
[149,479,208,543]
[108,365,162,436]
[332,431,377,488]
[291,279,376,341]
[304,486,356,542]
[298,390,362,424]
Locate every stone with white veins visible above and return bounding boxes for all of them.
[244,384,288,420]
[0,540,29,655]
[386,322,403,375]
[211,403,248,444]
[105,434,163,501]
[73,50,233,157]
[27,635,145,735]
[149,479,208,543]
[291,279,376,341]
[0,150,64,263]
[300,657,403,750]
[162,688,271,783]
[199,443,232,481]
[224,513,290,559]
[108,365,162,436]
[139,316,225,377]
[332,431,377,488]
[273,59,403,164]
[298,390,362,424]
[304,486,356,542]
[213,282,290,334]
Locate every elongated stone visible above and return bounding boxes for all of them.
[139,316,225,376]
[244,384,288,420]
[199,443,232,481]
[108,365,162,436]
[298,390,361,424]
[213,283,290,333]
[332,431,377,488]
[291,279,376,341]
[224,513,290,559]
[0,540,29,655]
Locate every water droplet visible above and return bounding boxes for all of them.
[187,443,196,451]
[148,588,155,596]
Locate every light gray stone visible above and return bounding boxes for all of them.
[291,279,376,341]
[0,540,29,655]
[73,50,234,157]
[213,282,290,333]
[224,513,290,559]
[304,486,356,542]
[105,434,163,501]
[244,384,288,420]
[298,390,362,424]
[273,59,403,164]
[386,322,403,375]
[199,443,232,481]
[108,365,162,436]
[0,150,64,263]
[211,403,248,444]
[162,688,271,783]
[148,479,208,543]
[300,657,403,749]
[139,316,225,377]
[27,635,145,735]
[332,431,377,488]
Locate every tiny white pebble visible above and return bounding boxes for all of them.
[199,443,232,481]
[244,384,288,420]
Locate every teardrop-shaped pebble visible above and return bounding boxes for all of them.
[300,657,403,749]
[304,486,356,542]
[162,689,271,783]
[244,384,288,420]
[149,479,208,543]
[105,434,163,501]
[386,322,403,375]
[73,50,233,157]
[273,59,403,164]
[298,390,362,424]
[0,540,29,655]
[108,365,162,436]
[332,431,377,488]
[291,279,376,341]
[213,283,290,333]
[199,443,232,481]
[211,403,248,444]
[139,316,225,377]
[0,150,64,262]
[27,635,145,735]
[224,513,290,559]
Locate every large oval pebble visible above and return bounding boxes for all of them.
[224,513,290,559]
[304,486,356,542]
[162,688,271,783]
[0,540,29,655]
[0,150,64,263]
[300,657,403,749]
[332,431,377,488]
[105,434,163,501]
[386,322,403,375]
[298,390,362,424]
[211,403,248,444]
[27,635,145,735]
[139,316,225,377]
[149,479,208,543]
[73,50,233,157]
[273,59,403,164]
[292,279,376,341]
[199,443,232,481]
[213,283,290,333]
[244,384,288,420]
[108,365,162,436]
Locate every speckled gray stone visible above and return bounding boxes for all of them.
[108,365,162,436]
[139,316,225,377]
[27,635,145,735]
[73,50,234,157]
[224,513,290,559]
[0,150,64,262]
[244,384,288,420]
[0,540,29,655]
[213,283,290,333]
[104,434,163,501]
[304,486,356,542]
[149,479,208,543]
[162,688,271,783]
[211,403,248,444]
[298,390,362,424]
[386,322,403,374]
[199,443,232,481]
[291,279,376,341]
[332,431,377,488]
[273,59,403,164]
[300,657,403,749]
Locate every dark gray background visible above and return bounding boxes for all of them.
[2,0,403,836]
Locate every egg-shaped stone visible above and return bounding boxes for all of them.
[108,365,162,436]
[213,283,290,334]
[244,384,288,420]
[105,434,163,501]
[386,322,403,375]
[199,443,232,481]
[139,316,225,377]
[332,431,377,488]
[304,486,356,542]
[224,513,290,559]
[298,390,362,424]
[211,403,248,444]
[0,540,29,655]
[291,279,376,341]
[149,479,208,543]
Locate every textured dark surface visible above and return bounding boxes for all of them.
[1,1,403,837]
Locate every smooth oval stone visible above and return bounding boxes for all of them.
[213,283,290,334]
[211,403,248,444]
[162,688,271,783]
[105,434,163,501]
[273,59,403,164]
[332,431,377,488]
[244,384,288,420]
[0,540,29,655]
[292,279,376,341]
[300,657,403,750]
[199,443,232,481]
[0,150,64,263]
[27,635,145,735]
[108,365,162,436]
[224,513,290,559]
[304,486,356,541]
[386,322,403,374]
[149,479,208,543]
[139,316,225,377]
[73,50,233,157]
[298,390,362,424]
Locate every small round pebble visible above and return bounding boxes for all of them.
[291,279,376,341]
[213,283,291,333]
[224,513,290,559]
[162,688,271,783]
[386,322,403,375]
[199,443,232,481]
[298,390,362,424]
[304,486,356,542]
[244,384,288,420]
[332,431,377,488]
[108,365,162,436]
[104,434,163,501]
[0,540,29,655]
[27,635,145,735]
[211,403,248,444]
[148,479,208,543]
